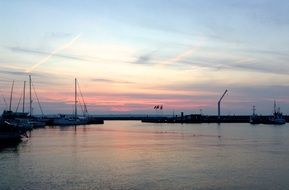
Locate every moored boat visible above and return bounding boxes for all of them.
[269,101,286,125]
[53,114,88,126]
[0,118,29,142]
[52,78,92,126]
[249,106,261,124]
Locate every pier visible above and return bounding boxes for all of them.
[141,114,289,124]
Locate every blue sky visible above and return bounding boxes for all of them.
[0,0,289,115]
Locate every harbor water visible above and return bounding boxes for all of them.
[1,121,289,190]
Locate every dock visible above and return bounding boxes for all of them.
[141,114,289,124]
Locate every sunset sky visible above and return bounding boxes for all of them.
[1,0,289,115]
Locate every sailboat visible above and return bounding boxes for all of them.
[27,75,47,128]
[0,80,31,141]
[0,120,29,142]
[53,78,88,126]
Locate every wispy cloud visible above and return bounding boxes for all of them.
[49,32,73,38]
[158,81,289,99]
[134,50,159,65]
[132,39,206,66]
[0,69,28,76]
[182,59,289,75]
[158,40,205,67]
[25,34,81,73]
[0,68,52,78]
[91,78,134,84]
[9,47,85,61]
[9,43,136,66]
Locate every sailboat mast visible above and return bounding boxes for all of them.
[9,80,14,111]
[23,81,26,113]
[75,78,77,120]
[29,75,32,116]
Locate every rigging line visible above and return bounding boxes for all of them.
[77,81,88,114]
[0,90,8,109]
[71,104,75,116]
[16,95,23,112]
[78,96,85,116]
[2,97,8,109]
[1,95,8,109]
[32,82,44,116]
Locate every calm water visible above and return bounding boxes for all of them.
[1,121,289,190]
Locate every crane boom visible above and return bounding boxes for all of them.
[218,89,228,104]
[218,89,228,120]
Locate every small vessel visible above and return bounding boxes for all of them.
[27,75,47,128]
[250,106,261,124]
[249,102,286,125]
[2,77,45,130]
[0,121,26,142]
[1,110,33,131]
[53,78,89,126]
[53,114,88,126]
[269,101,285,125]
[0,112,30,142]
[29,119,46,128]
[0,81,32,142]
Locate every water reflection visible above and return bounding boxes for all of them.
[0,121,289,190]
[0,140,21,152]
